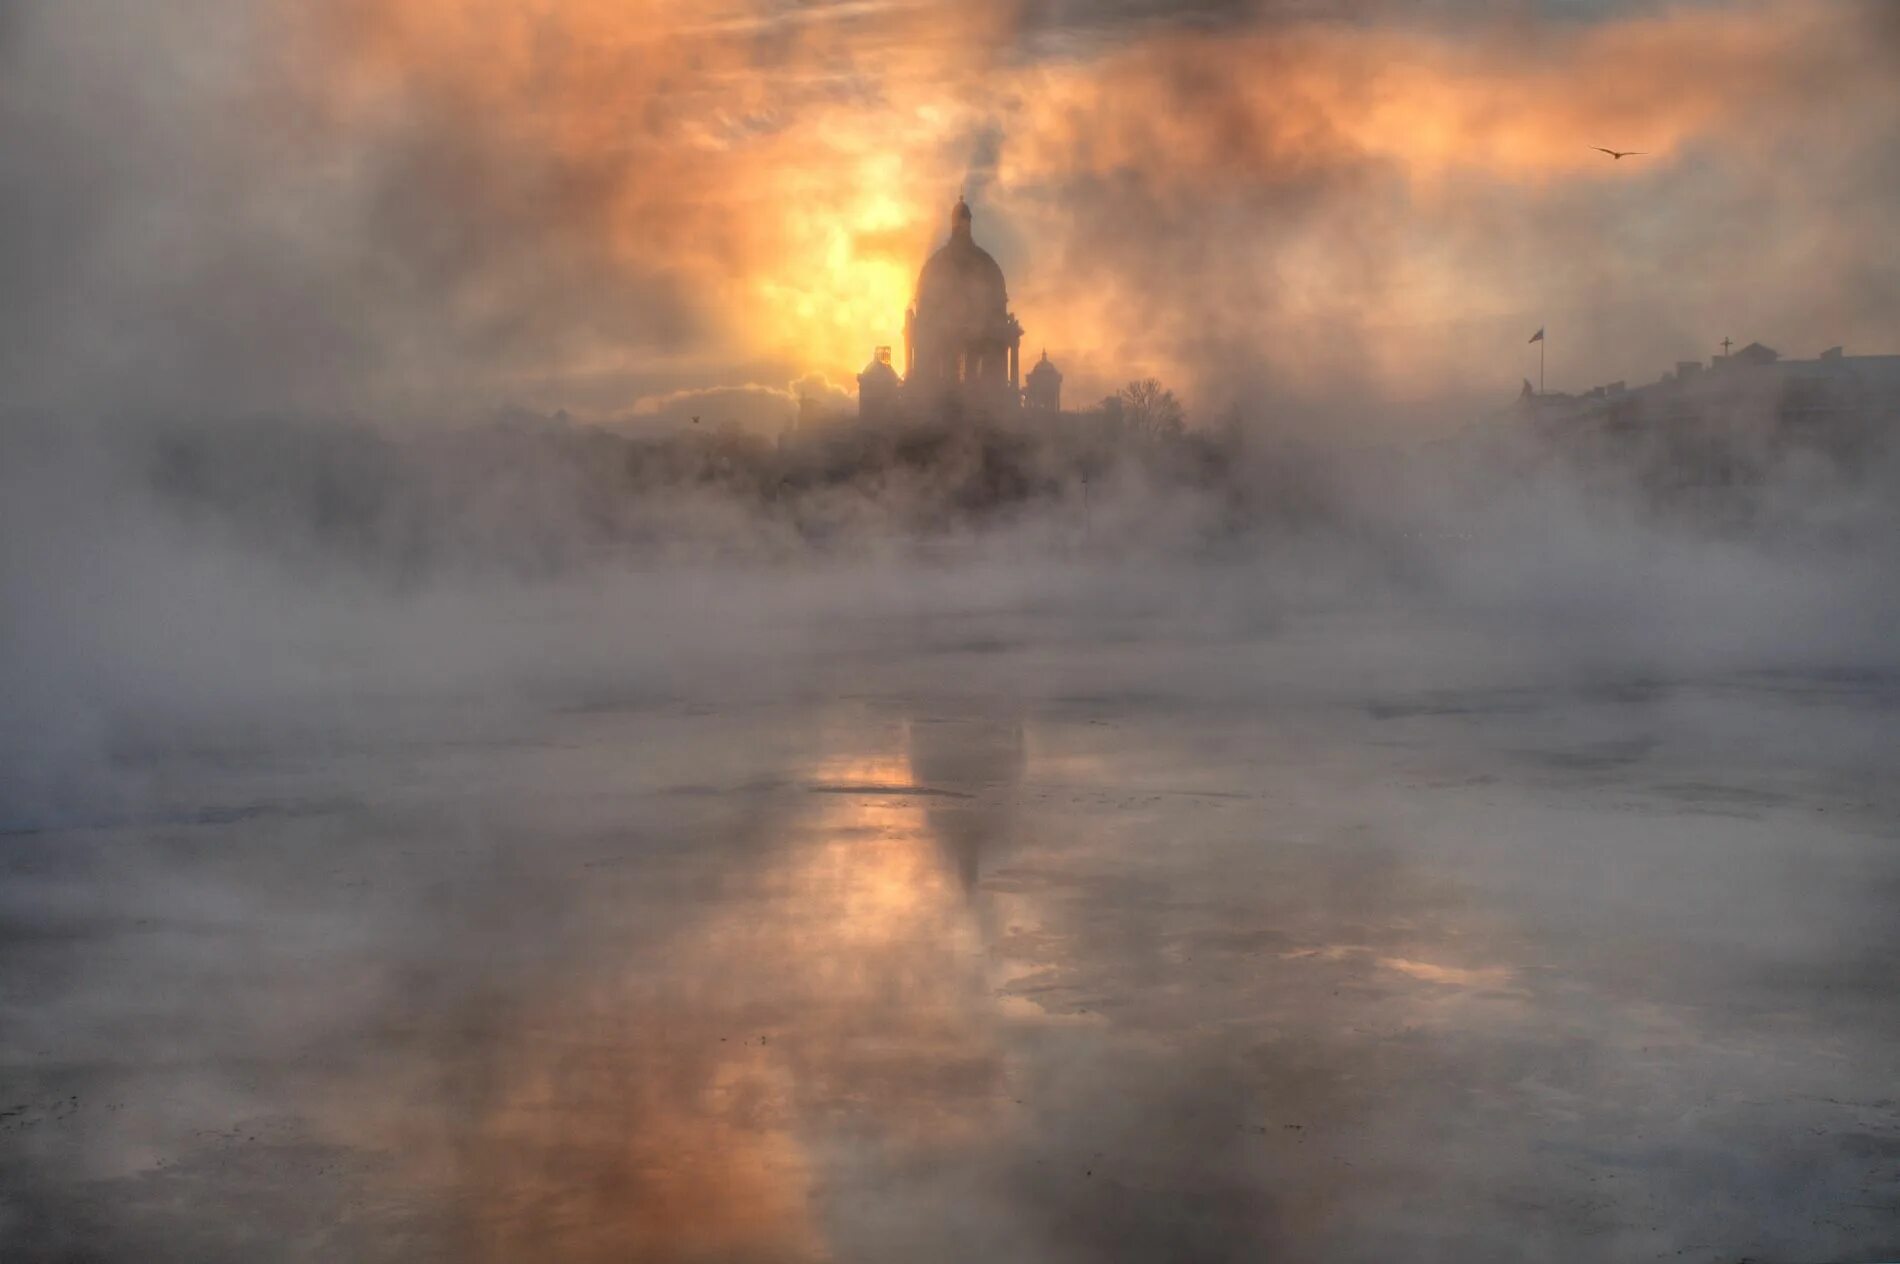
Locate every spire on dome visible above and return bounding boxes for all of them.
[951,195,973,238]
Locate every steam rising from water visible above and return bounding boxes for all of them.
[5,1,1900,1259]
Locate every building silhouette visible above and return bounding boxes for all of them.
[1517,341,1900,495]
[1023,349,1062,414]
[856,345,901,423]
[859,196,1059,422]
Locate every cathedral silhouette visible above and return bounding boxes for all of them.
[859,197,1061,421]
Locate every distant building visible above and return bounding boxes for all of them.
[1517,341,1900,491]
[857,346,901,422]
[858,197,1062,422]
[1726,341,1781,368]
[1023,350,1062,414]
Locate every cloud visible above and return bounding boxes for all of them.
[994,1,1900,410]
[0,0,1896,427]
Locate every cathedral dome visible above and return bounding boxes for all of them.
[894,195,1025,418]
[914,197,1007,336]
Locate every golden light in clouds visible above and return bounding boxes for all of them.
[308,0,999,393]
[294,0,1896,411]
[744,162,934,380]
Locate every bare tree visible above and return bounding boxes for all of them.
[1116,378,1186,440]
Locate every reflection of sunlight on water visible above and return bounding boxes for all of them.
[985,890,1106,1026]
[463,1044,822,1263]
[787,751,968,945]
[358,722,1023,1260]
[1281,944,1526,1002]
[1377,954,1516,991]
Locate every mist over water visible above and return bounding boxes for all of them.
[7,0,1900,1258]
[5,400,1900,1261]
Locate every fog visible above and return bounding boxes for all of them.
[7,0,1900,1259]
[5,396,1900,1260]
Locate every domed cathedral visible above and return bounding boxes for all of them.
[906,197,1023,415]
[857,195,1065,423]
[898,197,1030,419]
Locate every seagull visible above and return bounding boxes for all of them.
[1592,147,1647,160]
[691,415,700,424]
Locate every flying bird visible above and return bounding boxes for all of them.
[1592,147,1647,160]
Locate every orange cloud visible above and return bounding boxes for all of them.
[137,0,1900,415]
[1004,4,1859,188]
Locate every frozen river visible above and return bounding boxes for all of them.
[4,590,1899,1262]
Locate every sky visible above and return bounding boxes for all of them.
[2,0,1897,433]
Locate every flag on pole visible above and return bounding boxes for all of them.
[1528,327,1545,343]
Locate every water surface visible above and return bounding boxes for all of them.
[4,609,1898,1262]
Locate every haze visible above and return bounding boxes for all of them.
[3,2,1899,1262]
[5,0,1899,424]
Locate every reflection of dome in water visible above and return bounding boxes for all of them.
[906,715,1026,895]
[906,717,1025,789]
